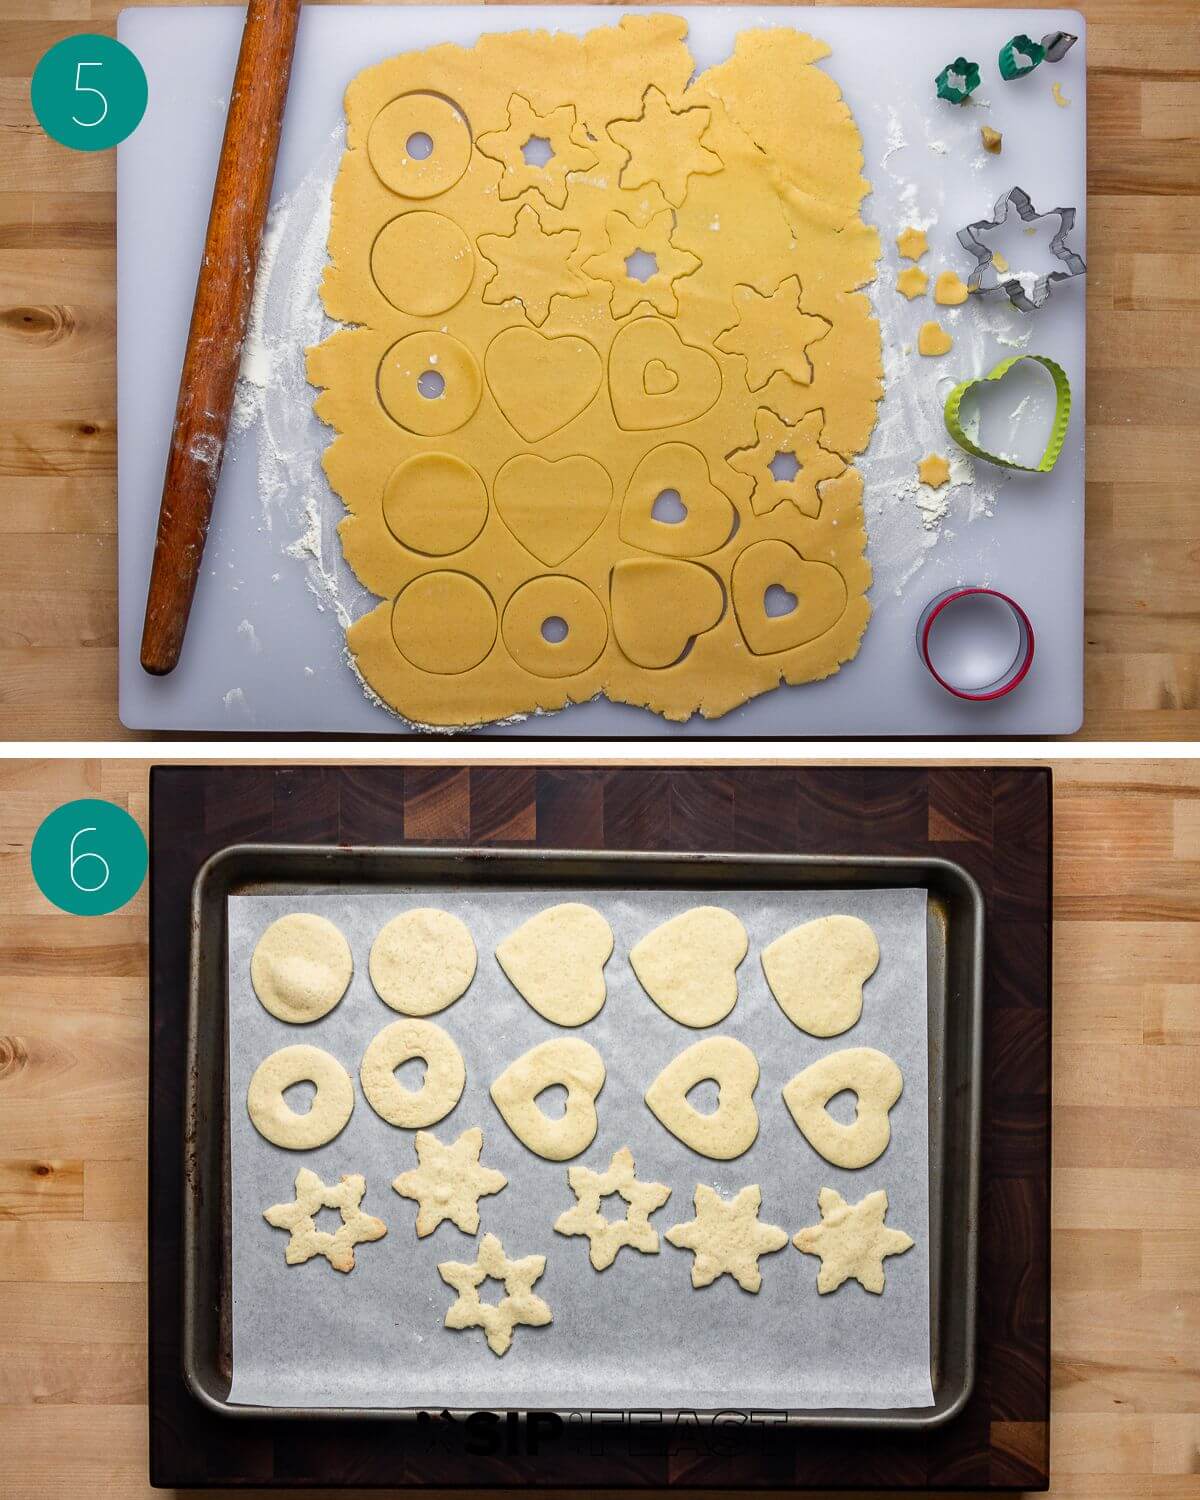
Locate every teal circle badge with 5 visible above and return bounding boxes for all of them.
[31,34,147,152]
[31,799,148,916]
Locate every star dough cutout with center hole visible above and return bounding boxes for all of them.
[263,1167,387,1273]
[727,407,846,518]
[392,1126,508,1237]
[476,93,597,208]
[583,207,701,319]
[478,203,589,326]
[793,1187,914,1294]
[437,1231,552,1356]
[553,1145,672,1270]
[715,277,832,390]
[608,84,723,207]
[665,1183,789,1293]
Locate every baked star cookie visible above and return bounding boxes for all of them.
[793,1187,914,1294]
[665,1183,788,1293]
[263,1168,387,1273]
[553,1145,671,1270]
[437,1231,552,1356]
[392,1127,508,1237]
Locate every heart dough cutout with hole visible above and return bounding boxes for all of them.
[485,326,604,443]
[644,1035,760,1159]
[495,902,614,1026]
[782,1047,903,1169]
[731,540,848,656]
[490,1037,606,1161]
[631,906,749,1027]
[609,318,721,431]
[762,914,880,1037]
[494,454,612,567]
[619,443,737,558]
[943,353,1072,473]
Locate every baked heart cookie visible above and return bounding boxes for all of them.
[761,914,879,1036]
[495,902,614,1026]
[630,906,748,1027]
[782,1047,902,1169]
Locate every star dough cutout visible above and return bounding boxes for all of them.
[582,207,700,319]
[608,84,723,207]
[263,1168,387,1273]
[665,1184,789,1293]
[715,277,832,390]
[918,453,951,489]
[438,1231,552,1356]
[895,266,929,300]
[897,226,929,261]
[478,203,588,326]
[392,1126,508,1238]
[476,93,597,209]
[793,1187,914,1295]
[553,1145,671,1270]
[726,407,846,519]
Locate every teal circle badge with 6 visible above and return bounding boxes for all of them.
[31,799,148,916]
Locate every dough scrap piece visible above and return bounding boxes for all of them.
[895,266,928,300]
[263,1168,387,1273]
[250,913,353,1024]
[247,1044,355,1150]
[896,226,928,261]
[918,321,953,357]
[392,1126,508,1237]
[438,1231,552,1355]
[630,906,749,1027]
[782,1046,903,1168]
[665,1183,788,1292]
[918,453,951,489]
[369,908,477,1016]
[360,1018,466,1128]
[980,125,1003,154]
[793,1186,914,1294]
[553,1145,672,1270]
[490,1038,606,1160]
[934,270,970,306]
[495,902,614,1026]
[644,1036,760,1159]
[761,914,880,1036]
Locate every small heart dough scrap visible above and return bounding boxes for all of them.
[438,1231,552,1356]
[918,321,953,357]
[645,1036,760,1160]
[665,1183,789,1292]
[934,270,970,306]
[360,1018,466,1128]
[793,1186,914,1294]
[554,1145,671,1270]
[782,1047,903,1169]
[263,1168,387,1273]
[495,902,614,1026]
[369,908,477,1015]
[392,1126,508,1237]
[630,906,749,1027]
[490,1037,606,1160]
[761,914,880,1036]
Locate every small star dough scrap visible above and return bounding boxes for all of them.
[247,1044,355,1150]
[438,1231,552,1356]
[934,270,970,306]
[368,908,477,1016]
[360,1018,466,1128]
[761,914,880,1037]
[251,913,353,1023]
[392,1127,508,1237]
[895,266,928,300]
[554,1145,671,1270]
[666,1184,788,1292]
[917,321,953,357]
[644,1036,760,1159]
[490,1037,605,1160]
[495,902,614,1026]
[918,453,952,489]
[263,1168,387,1273]
[630,906,749,1028]
[896,226,929,261]
[608,83,723,206]
[980,125,1003,154]
[793,1187,914,1294]
[783,1047,903,1169]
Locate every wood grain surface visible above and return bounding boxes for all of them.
[1,1,1198,739]
[0,758,1196,1497]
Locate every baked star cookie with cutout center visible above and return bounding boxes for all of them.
[263,1168,387,1273]
[665,1183,789,1292]
[392,1126,508,1237]
[438,1231,553,1356]
[554,1145,671,1270]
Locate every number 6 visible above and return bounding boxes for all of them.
[69,827,110,893]
[72,61,108,129]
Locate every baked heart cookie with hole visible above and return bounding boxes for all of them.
[761,913,879,1036]
[630,906,749,1027]
[645,1035,760,1159]
[782,1046,903,1168]
[490,1038,606,1160]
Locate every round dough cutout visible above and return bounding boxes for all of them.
[250,912,353,1023]
[247,1044,355,1150]
[377,332,483,437]
[371,211,475,315]
[360,1018,466,1128]
[391,572,497,675]
[369,907,478,1014]
[501,577,609,679]
[383,453,488,557]
[367,92,473,199]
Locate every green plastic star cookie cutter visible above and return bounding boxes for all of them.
[935,56,981,103]
[998,34,1046,80]
[943,354,1072,473]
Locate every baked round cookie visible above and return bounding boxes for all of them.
[369,908,477,1015]
[246,1044,355,1150]
[360,1018,466,1128]
[250,912,353,1024]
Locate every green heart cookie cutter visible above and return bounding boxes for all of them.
[943,354,1071,473]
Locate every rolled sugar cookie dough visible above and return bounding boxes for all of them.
[644,1035,760,1159]
[782,1046,902,1168]
[761,914,880,1037]
[793,1186,914,1294]
[630,906,749,1027]
[490,1037,605,1160]
[247,1044,355,1150]
[369,908,477,1015]
[250,912,353,1023]
[495,903,614,1026]
[360,1018,466,1128]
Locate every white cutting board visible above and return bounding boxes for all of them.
[116,6,1086,735]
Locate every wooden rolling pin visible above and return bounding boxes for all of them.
[140,0,303,675]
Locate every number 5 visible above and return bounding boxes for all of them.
[69,827,110,893]
[72,61,108,129]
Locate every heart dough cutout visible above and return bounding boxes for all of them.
[943,353,1072,473]
[485,326,603,443]
[490,1037,606,1160]
[609,318,721,431]
[495,902,614,1026]
[630,906,749,1028]
[619,443,736,558]
[761,914,880,1037]
[611,558,724,669]
[782,1047,902,1169]
[644,1036,760,1159]
[494,454,612,567]
[731,540,848,656]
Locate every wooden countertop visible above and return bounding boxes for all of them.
[2,0,1199,740]
[0,757,1197,1496]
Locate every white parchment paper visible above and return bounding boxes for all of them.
[226,885,933,1411]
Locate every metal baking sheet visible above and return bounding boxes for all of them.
[184,847,982,1428]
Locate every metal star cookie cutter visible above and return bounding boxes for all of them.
[957,185,1086,312]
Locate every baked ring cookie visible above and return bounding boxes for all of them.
[644,1036,760,1160]
[250,912,353,1023]
[782,1047,903,1169]
[360,1018,466,1128]
[490,1038,605,1160]
[247,1044,355,1150]
[369,908,477,1016]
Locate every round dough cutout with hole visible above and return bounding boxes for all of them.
[367,92,473,199]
